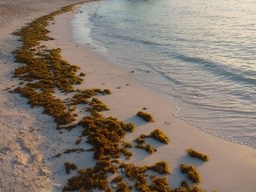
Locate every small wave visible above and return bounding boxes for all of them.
[108,33,164,48]
[173,53,256,85]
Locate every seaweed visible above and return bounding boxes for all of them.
[64,167,109,191]
[180,164,201,183]
[69,88,111,106]
[116,182,131,192]
[134,134,146,144]
[187,148,209,161]
[149,176,171,192]
[121,148,133,159]
[64,162,77,174]
[111,176,123,183]
[136,111,154,122]
[120,163,148,180]
[123,123,136,132]
[135,143,156,154]
[88,97,109,112]
[149,129,169,144]
[64,148,85,154]
[149,161,170,174]
[75,138,82,145]
[14,86,74,125]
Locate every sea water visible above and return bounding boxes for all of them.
[72,0,256,148]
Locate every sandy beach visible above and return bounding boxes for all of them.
[1,1,256,192]
[0,1,90,191]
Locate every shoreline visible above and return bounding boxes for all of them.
[0,1,255,191]
[45,5,256,191]
[72,1,256,150]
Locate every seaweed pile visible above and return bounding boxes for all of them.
[12,3,211,192]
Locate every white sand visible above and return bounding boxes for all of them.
[0,1,256,192]
[45,7,256,192]
[0,1,91,191]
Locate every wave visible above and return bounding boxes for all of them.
[173,53,256,85]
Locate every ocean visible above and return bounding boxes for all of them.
[71,0,256,148]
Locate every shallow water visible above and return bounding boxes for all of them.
[72,0,256,148]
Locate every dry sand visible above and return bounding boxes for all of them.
[0,1,90,191]
[0,1,256,192]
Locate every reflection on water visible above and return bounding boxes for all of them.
[72,0,256,148]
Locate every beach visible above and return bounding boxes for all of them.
[0,1,90,191]
[0,1,256,192]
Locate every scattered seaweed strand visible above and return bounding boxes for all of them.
[12,4,210,192]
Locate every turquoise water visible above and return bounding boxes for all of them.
[72,0,256,148]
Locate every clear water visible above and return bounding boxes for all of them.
[72,0,256,148]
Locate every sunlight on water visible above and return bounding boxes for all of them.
[72,0,256,148]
